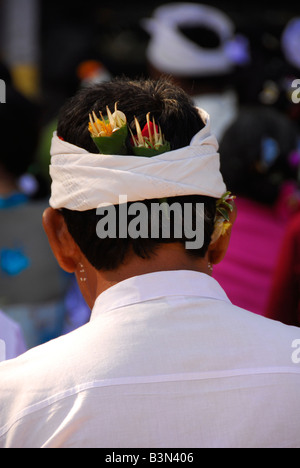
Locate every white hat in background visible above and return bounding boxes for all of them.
[281,17,300,70]
[142,2,249,77]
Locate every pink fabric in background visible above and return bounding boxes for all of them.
[213,197,287,316]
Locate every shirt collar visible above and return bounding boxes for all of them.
[91,270,231,321]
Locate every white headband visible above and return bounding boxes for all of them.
[49,108,226,211]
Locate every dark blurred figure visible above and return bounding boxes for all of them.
[265,211,300,327]
[281,16,300,127]
[0,62,12,86]
[0,82,69,349]
[213,106,300,316]
[235,11,300,128]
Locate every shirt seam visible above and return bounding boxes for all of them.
[1,366,300,440]
[92,294,230,319]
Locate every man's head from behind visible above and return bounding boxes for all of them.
[43,77,235,306]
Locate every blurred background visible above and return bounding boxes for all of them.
[0,0,299,120]
[1,0,300,356]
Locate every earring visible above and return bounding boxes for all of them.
[79,262,87,283]
[208,262,213,274]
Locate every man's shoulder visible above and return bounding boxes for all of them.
[221,301,300,365]
[0,321,90,399]
[0,321,95,439]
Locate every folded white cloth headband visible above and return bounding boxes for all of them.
[49,108,226,211]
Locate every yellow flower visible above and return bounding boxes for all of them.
[88,103,127,138]
[89,116,112,137]
[210,192,235,244]
[211,218,231,244]
[220,221,232,236]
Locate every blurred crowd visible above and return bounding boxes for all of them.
[0,0,300,359]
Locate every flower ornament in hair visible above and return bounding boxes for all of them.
[129,112,171,157]
[211,191,235,244]
[89,103,128,155]
[88,104,170,158]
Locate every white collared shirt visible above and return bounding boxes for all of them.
[0,270,300,448]
[0,311,27,361]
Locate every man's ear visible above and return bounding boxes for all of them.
[43,207,81,273]
[208,200,237,265]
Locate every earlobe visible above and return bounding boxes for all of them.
[43,207,80,273]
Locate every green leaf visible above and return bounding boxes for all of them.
[132,142,171,158]
[92,126,128,155]
[217,207,230,222]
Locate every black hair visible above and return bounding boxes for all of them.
[219,106,299,205]
[57,76,204,153]
[57,77,217,271]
